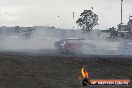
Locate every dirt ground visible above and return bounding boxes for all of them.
[0,51,132,88]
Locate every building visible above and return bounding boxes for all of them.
[117,16,132,38]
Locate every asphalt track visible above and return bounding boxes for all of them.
[0,50,132,88]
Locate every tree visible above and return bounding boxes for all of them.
[76,10,98,32]
[109,27,117,38]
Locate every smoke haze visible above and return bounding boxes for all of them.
[0,26,131,55]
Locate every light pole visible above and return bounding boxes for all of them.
[121,0,123,24]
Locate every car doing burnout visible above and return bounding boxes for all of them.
[55,38,85,53]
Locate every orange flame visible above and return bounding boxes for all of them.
[81,67,89,78]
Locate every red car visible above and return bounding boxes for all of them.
[55,38,85,53]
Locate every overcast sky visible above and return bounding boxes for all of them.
[0,0,132,29]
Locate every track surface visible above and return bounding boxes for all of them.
[0,50,132,88]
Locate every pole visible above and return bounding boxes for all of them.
[129,14,130,21]
[72,11,75,29]
[121,0,123,24]
[73,12,75,19]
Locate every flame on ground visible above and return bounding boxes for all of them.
[81,67,89,78]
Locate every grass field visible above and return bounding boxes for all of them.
[0,51,131,88]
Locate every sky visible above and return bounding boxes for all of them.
[0,0,132,30]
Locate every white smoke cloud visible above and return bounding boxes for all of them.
[0,27,131,55]
[0,27,60,51]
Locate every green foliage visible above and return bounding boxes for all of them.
[76,10,99,32]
